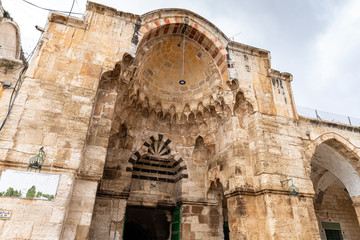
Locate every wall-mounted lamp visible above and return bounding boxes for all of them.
[1,81,12,89]
[179,79,186,85]
[280,176,299,196]
[27,147,46,172]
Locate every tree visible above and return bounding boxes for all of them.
[26,186,36,199]
[4,187,15,197]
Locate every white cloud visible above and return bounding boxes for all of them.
[2,0,360,118]
[314,0,360,85]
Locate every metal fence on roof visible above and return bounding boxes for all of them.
[296,106,360,127]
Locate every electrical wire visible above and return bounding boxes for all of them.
[0,65,28,132]
[11,0,45,22]
[181,27,185,81]
[67,0,76,19]
[0,26,43,132]
[0,0,70,131]
[21,0,83,15]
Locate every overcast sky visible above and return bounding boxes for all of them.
[2,0,360,120]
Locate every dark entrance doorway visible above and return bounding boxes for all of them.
[123,206,171,240]
[324,229,343,240]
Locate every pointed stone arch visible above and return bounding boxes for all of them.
[133,9,230,83]
[126,134,188,183]
[305,132,360,198]
[305,132,360,174]
[307,133,360,234]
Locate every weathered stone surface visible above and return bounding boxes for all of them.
[0,1,360,240]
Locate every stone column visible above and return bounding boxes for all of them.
[226,190,321,239]
[88,197,127,240]
[262,192,320,240]
[226,194,269,239]
[352,196,360,225]
[61,179,98,240]
[181,203,223,240]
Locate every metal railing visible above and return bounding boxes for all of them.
[296,106,360,127]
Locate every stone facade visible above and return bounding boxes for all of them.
[0,4,25,130]
[0,2,359,239]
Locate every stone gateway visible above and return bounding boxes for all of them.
[0,2,360,239]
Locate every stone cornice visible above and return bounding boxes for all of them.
[86,1,140,23]
[225,187,315,199]
[299,116,360,133]
[227,41,270,58]
[268,68,293,82]
[0,162,76,175]
[48,12,86,29]
[76,173,102,182]
[96,189,130,199]
[177,199,217,206]
[0,56,23,67]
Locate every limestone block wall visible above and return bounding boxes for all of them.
[269,71,296,119]
[1,1,360,239]
[181,204,223,240]
[0,171,75,239]
[353,196,360,228]
[232,112,321,238]
[0,59,24,129]
[99,124,211,204]
[228,42,297,119]
[88,198,127,240]
[263,194,319,240]
[0,19,21,59]
[299,116,360,149]
[61,179,98,239]
[227,194,269,239]
[315,185,360,239]
[247,112,314,193]
[0,5,138,239]
[228,43,273,114]
[208,116,252,192]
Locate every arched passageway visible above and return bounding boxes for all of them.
[309,139,360,239]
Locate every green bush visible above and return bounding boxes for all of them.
[26,186,36,199]
[0,185,54,200]
[1,187,22,197]
[41,193,54,200]
[3,10,13,21]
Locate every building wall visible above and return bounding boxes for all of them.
[0,6,131,239]
[315,185,360,239]
[0,2,359,240]
[0,170,75,239]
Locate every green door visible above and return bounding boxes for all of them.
[322,222,343,240]
[325,229,343,240]
[171,206,181,240]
